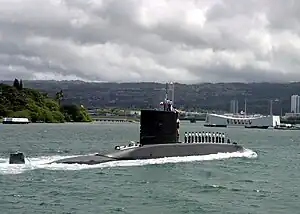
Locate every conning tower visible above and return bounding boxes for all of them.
[140,109,178,145]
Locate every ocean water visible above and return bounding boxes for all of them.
[0,121,299,214]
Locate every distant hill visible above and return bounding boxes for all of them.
[1,80,299,115]
[0,79,92,123]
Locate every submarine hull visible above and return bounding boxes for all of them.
[53,155,116,165]
[52,143,244,165]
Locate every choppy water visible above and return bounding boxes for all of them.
[0,121,299,214]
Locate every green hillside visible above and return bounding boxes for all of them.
[0,79,92,123]
[11,80,300,115]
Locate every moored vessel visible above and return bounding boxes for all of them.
[2,117,30,124]
[274,123,300,130]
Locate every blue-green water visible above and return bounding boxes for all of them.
[0,121,299,214]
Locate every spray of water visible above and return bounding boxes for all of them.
[0,149,257,175]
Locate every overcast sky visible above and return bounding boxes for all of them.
[0,0,300,83]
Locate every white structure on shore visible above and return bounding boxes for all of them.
[204,113,280,129]
[2,117,30,124]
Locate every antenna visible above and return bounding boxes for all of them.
[244,98,247,117]
[165,82,169,100]
[170,82,175,106]
[270,99,273,116]
[161,82,175,111]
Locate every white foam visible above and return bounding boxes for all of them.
[0,149,257,175]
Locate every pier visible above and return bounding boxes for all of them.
[92,117,137,123]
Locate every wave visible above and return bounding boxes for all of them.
[0,149,257,175]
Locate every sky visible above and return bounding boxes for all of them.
[0,0,300,83]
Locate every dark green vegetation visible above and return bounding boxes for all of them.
[2,80,300,115]
[0,79,92,123]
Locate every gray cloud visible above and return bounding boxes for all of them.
[0,0,300,83]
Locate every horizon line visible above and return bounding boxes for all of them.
[0,79,299,85]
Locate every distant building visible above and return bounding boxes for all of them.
[230,100,239,114]
[291,95,300,113]
[284,113,300,118]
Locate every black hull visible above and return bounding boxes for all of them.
[274,127,300,130]
[245,126,269,129]
[2,122,29,124]
[53,143,244,165]
[204,124,227,128]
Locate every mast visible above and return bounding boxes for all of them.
[270,99,273,116]
[244,98,247,117]
[161,82,175,111]
[165,82,169,100]
[162,83,168,111]
[170,82,175,106]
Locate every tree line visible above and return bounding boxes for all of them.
[0,79,92,123]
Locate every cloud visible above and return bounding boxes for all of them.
[0,0,300,83]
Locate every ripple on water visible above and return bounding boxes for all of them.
[1,123,300,214]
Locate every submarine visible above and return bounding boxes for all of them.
[9,109,245,165]
[50,108,245,165]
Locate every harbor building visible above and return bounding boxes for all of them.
[230,100,239,114]
[291,95,300,113]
